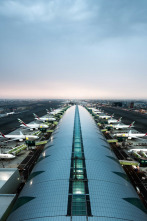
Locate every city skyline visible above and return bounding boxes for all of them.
[0,0,147,99]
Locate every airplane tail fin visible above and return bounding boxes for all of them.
[33,113,36,117]
[128,130,132,135]
[19,131,23,136]
[144,133,147,137]
[0,132,6,138]
[111,113,114,118]
[118,117,122,122]
[51,108,55,112]
[46,109,50,114]
[129,121,135,127]
[18,118,23,123]
[18,118,28,127]
[33,113,40,119]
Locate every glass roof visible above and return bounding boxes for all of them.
[7,105,147,221]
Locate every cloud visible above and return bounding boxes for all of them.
[0,0,57,22]
[0,0,94,23]
[0,0,147,99]
[0,0,147,39]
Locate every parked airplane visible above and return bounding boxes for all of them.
[99,113,114,119]
[7,111,15,115]
[47,108,63,115]
[108,117,122,124]
[112,121,135,130]
[33,113,56,122]
[0,153,15,159]
[90,108,103,114]
[113,130,147,139]
[18,119,49,131]
[128,148,147,153]
[93,110,103,114]
[0,131,39,142]
[46,108,52,114]
[46,109,56,115]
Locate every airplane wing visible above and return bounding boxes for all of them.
[7,138,20,142]
[0,137,18,142]
[135,137,147,140]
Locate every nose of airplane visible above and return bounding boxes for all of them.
[10,154,15,158]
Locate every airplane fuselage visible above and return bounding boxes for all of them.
[0,134,39,141]
[0,153,15,159]
[99,115,112,119]
[113,124,134,130]
[108,119,120,124]
[35,117,56,122]
[20,123,48,131]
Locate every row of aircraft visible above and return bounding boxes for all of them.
[0,110,58,141]
[17,109,58,130]
[0,108,62,159]
[91,108,147,140]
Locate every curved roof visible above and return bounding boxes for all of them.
[7,105,147,221]
[79,106,147,220]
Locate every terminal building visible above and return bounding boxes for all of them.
[0,168,21,220]
[7,106,147,220]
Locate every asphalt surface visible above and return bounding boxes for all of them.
[0,100,63,134]
[100,106,147,133]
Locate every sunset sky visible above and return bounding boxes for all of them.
[0,0,147,99]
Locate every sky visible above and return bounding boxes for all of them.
[0,0,147,99]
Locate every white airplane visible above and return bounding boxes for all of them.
[112,121,135,130]
[46,109,54,115]
[47,108,63,115]
[113,130,147,140]
[33,113,56,122]
[128,148,147,153]
[93,110,103,114]
[90,108,103,114]
[46,108,59,116]
[0,153,15,159]
[18,119,49,131]
[7,111,15,115]
[0,131,39,142]
[108,117,122,124]
[99,113,114,119]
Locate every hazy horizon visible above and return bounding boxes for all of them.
[0,0,147,99]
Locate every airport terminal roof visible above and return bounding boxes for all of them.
[7,106,147,220]
[0,194,16,221]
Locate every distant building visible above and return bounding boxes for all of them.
[112,102,122,107]
[130,102,134,108]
